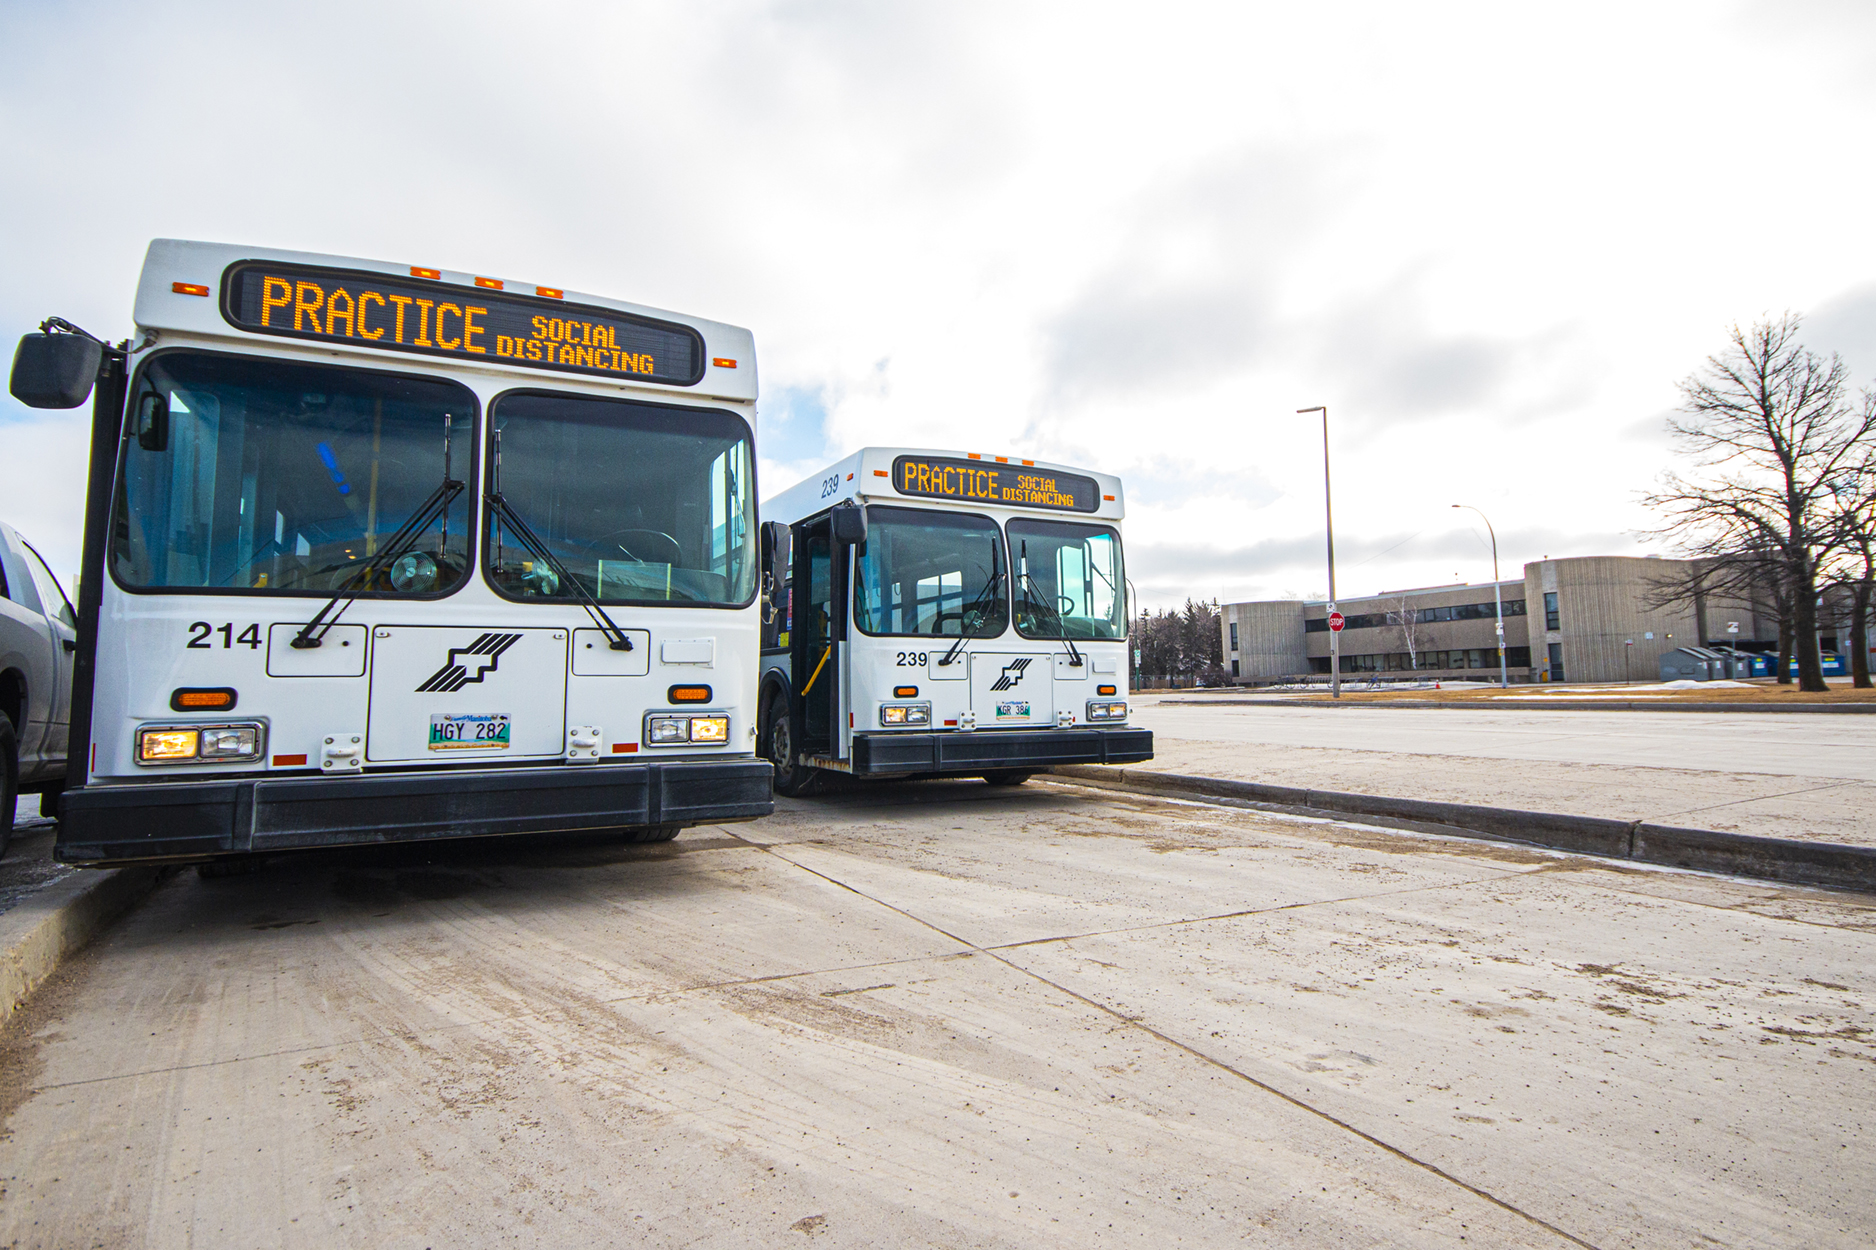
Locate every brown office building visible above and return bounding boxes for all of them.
[1220,555,1779,685]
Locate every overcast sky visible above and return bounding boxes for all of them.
[5,1,1875,608]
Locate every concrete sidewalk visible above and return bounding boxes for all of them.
[1130,696,1876,848]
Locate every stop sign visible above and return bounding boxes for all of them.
[1328,611,1346,632]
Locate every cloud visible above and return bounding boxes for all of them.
[1309,275,1594,426]
[1037,145,1347,403]
[1805,282,1876,386]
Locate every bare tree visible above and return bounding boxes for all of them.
[1824,442,1876,688]
[1643,315,1876,693]
[1386,597,1423,671]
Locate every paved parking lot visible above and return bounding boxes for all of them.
[1,779,1870,1247]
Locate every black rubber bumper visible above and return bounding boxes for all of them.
[56,758,776,864]
[848,727,1153,776]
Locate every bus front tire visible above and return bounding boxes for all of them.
[624,824,681,844]
[764,702,818,797]
[982,770,1033,787]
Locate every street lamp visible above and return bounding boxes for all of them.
[1451,504,1509,688]
[1298,407,1339,698]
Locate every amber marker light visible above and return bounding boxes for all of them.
[894,685,919,698]
[171,282,210,297]
[410,266,441,280]
[536,286,564,299]
[475,276,503,290]
[873,469,888,477]
[1103,494,1116,501]
[171,687,237,711]
[712,357,738,368]
[668,684,713,704]
[1098,684,1118,696]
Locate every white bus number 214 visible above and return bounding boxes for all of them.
[187,622,262,649]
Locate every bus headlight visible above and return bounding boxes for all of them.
[879,703,931,727]
[645,713,730,745]
[138,728,198,761]
[199,726,262,758]
[137,722,265,764]
[1085,700,1128,722]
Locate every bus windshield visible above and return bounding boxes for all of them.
[1009,518,1126,640]
[854,506,1008,637]
[485,393,755,607]
[111,352,475,595]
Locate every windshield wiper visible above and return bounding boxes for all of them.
[1016,540,1082,667]
[485,492,634,650]
[483,422,632,650]
[293,415,462,649]
[938,567,1004,667]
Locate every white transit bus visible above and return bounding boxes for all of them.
[7,240,771,867]
[757,448,1152,793]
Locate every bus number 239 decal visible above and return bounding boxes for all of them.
[187,622,263,649]
[895,651,929,666]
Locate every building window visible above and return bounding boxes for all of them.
[1548,641,1564,681]
[1230,659,1240,677]
[1544,592,1560,631]
[1506,646,1531,667]
[1228,622,1238,652]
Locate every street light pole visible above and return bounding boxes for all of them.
[1451,504,1508,688]
[1299,406,1338,699]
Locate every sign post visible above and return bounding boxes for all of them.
[1299,405,1339,698]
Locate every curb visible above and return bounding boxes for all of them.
[0,866,165,1026]
[1049,765,1876,894]
[1161,697,1876,714]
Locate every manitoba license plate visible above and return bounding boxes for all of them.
[428,713,511,749]
[995,700,1031,719]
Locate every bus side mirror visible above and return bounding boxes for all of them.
[759,521,778,574]
[9,333,102,409]
[831,503,867,547]
[135,392,169,451]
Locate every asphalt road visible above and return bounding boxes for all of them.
[1,779,1870,1248]
[1132,698,1876,846]
[1138,698,1876,780]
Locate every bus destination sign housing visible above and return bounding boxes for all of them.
[890,455,1099,513]
[221,262,704,386]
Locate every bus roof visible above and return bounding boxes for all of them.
[765,447,1126,524]
[131,239,757,404]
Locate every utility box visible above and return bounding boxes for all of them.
[1659,646,1732,682]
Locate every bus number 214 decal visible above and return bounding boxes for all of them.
[187,622,262,649]
[895,651,929,666]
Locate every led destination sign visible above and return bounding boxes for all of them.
[890,455,1100,513]
[222,263,703,386]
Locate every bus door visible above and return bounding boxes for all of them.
[791,516,840,755]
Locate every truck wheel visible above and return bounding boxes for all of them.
[982,770,1033,787]
[0,718,16,861]
[624,824,681,844]
[764,701,818,797]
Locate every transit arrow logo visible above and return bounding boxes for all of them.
[415,632,523,693]
[990,657,1033,691]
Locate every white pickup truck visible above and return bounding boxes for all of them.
[0,521,76,856]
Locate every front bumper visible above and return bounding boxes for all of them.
[57,759,776,864]
[849,727,1153,776]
